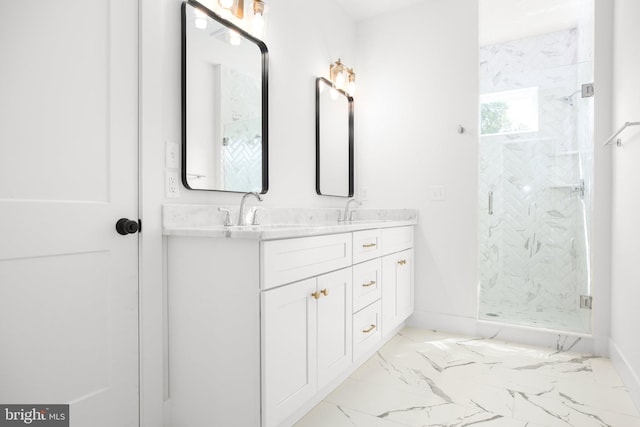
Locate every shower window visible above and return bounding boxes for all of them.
[480,87,539,135]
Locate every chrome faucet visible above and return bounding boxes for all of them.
[342,199,360,222]
[238,192,263,226]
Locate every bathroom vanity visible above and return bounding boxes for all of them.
[163,206,416,427]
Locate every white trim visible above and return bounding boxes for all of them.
[139,0,165,425]
[610,338,640,412]
[408,310,608,356]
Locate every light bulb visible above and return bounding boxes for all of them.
[347,81,356,96]
[330,87,339,100]
[194,17,208,29]
[229,29,241,45]
[335,71,346,89]
[252,13,264,37]
[220,0,234,9]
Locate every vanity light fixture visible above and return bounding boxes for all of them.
[329,59,356,96]
[252,0,265,37]
[216,0,266,38]
[219,0,242,18]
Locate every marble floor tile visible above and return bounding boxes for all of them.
[294,402,407,427]
[294,327,640,427]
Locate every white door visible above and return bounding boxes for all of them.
[0,1,139,426]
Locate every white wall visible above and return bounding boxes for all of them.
[610,0,640,409]
[356,0,480,325]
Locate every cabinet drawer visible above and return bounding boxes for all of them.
[352,229,382,264]
[352,258,382,313]
[352,300,382,361]
[382,226,414,255]
[261,233,352,289]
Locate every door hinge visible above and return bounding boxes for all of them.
[581,83,594,98]
[580,295,593,310]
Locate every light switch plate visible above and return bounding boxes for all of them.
[430,185,446,201]
[165,141,180,169]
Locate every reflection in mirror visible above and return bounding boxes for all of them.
[316,77,354,197]
[182,1,268,193]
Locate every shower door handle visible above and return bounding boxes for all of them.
[488,191,494,215]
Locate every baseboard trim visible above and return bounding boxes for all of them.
[609,338,640,412]
[408,310,607,356]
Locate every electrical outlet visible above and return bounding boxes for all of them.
[165,141,180,169]
[166,171,180,198]
[430,185,446,201]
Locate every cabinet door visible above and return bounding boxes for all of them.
[382,249,414,336]
[316,268,353,390]
[262,278,317,427]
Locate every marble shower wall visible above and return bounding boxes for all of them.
[478,28,593,333]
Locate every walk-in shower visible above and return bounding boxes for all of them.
[478,0,594,333]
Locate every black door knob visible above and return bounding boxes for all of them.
[116,218,140,235]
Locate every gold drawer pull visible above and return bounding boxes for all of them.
[398,259,407,266]
[362,243,377,248]
[321,288,329,297]
[362,280,376,287]
[311,291,321,299]
[362,324,376,333]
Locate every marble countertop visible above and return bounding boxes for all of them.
[162,205,418,240]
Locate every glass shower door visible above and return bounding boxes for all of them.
[478,4,594,333]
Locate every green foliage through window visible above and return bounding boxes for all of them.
[481,102,511,135]
[480,87,539,135]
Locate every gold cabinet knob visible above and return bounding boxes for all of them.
[362,243,377,248]
[397,259,407,266]
[311,291,321,299]
[321,288,329,297]
[362,280,376,287]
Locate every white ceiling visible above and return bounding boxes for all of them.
[332,0,427,22]
[479,0,584,46]
[333,0,585,46]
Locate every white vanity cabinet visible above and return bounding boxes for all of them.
[262,268,352,427]
[164,218,415,427]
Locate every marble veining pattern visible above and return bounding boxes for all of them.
[162,205,418,240]
[295,328,640,427]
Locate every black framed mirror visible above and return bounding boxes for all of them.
[316,77,354,197]
[182,0,268,193]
